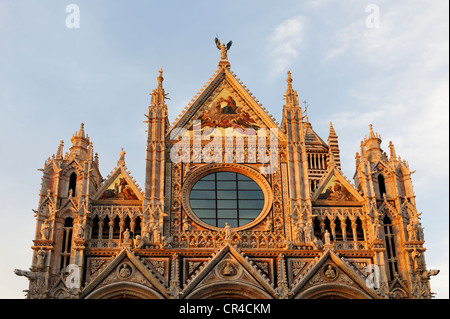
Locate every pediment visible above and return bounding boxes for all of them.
[181,244,277,298]
[167,68,286,143]
[92,165,143,202]
[80,248,169,299]
[312,167,363,204]
[291,249,380,299]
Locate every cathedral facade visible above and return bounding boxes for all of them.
[15,40,438,299]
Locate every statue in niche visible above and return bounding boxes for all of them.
[411,248,422,271]
[407,220,418,241]
[303,224,313,244]
[293,224,304,243]
[324,230,332,245]
[142,225,152,244]
[40,220,51,240]
[122,228,131,244]
[76,223,85,239]
[373,219,383,240]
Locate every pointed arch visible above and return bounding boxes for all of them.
[377,174,386,197]
[84,281,165,299]
[296,283,372,299]
[69,172,77,196]
[382,214,399,280]
[186,281,273,299]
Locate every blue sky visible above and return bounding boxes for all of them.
[0,0,448,298]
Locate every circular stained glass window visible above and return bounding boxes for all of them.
[189,171,265,228]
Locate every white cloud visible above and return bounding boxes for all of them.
[323,2,449,297]
[267,15,305,77]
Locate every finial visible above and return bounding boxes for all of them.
[284,71,300,108]
[157,68,164,88]
[368,124,376,139]
[57,140,64,157]
[287,70,293,85]
[77,123,85,137]
[389,141,397,160]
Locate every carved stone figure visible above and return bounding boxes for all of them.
[265,218,273,232]
[222,262,236,276]
[224,223,232,241]
[118,263,132,278]
[411,248,422,271]
[312,236,324,250]
[215,37,232,60]
[133,235,144,249]
[304,224,313,244]
[373,221,383,240]
[182,216,191,231]
[40,220,50,240]
[36,249,46,270]
[76,223,85,239]
[407,220,418,241]
[122,228,131,244]
[324,265,337,280]
[324,230,332,245]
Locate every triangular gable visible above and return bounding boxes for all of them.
[80,248,169,299]
[92,165,143,202]
[166,68,287,142]
[312,167,364,203]
[373,161,394,175]
[291,249,380,299]
[181,244,277,298]
[304,124,328,150]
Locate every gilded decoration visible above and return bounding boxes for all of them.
[99,173,138,200]
[317,175,356,201]
[185,82,261,136]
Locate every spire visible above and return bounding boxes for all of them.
[364,124,384,164]
[328,122,337,139]
[364,124,382,152]
[69,123,90,161]
[389,141,397,161]
[77,123,85,138]
[56,140,64,160]
[284,71,300,108]
[327,122,341,170]
[368,124,376,139]
[150,69,168,108]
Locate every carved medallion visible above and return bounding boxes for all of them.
[323,264,338,281]
[117,262,133,279]
[215,259,242,280]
